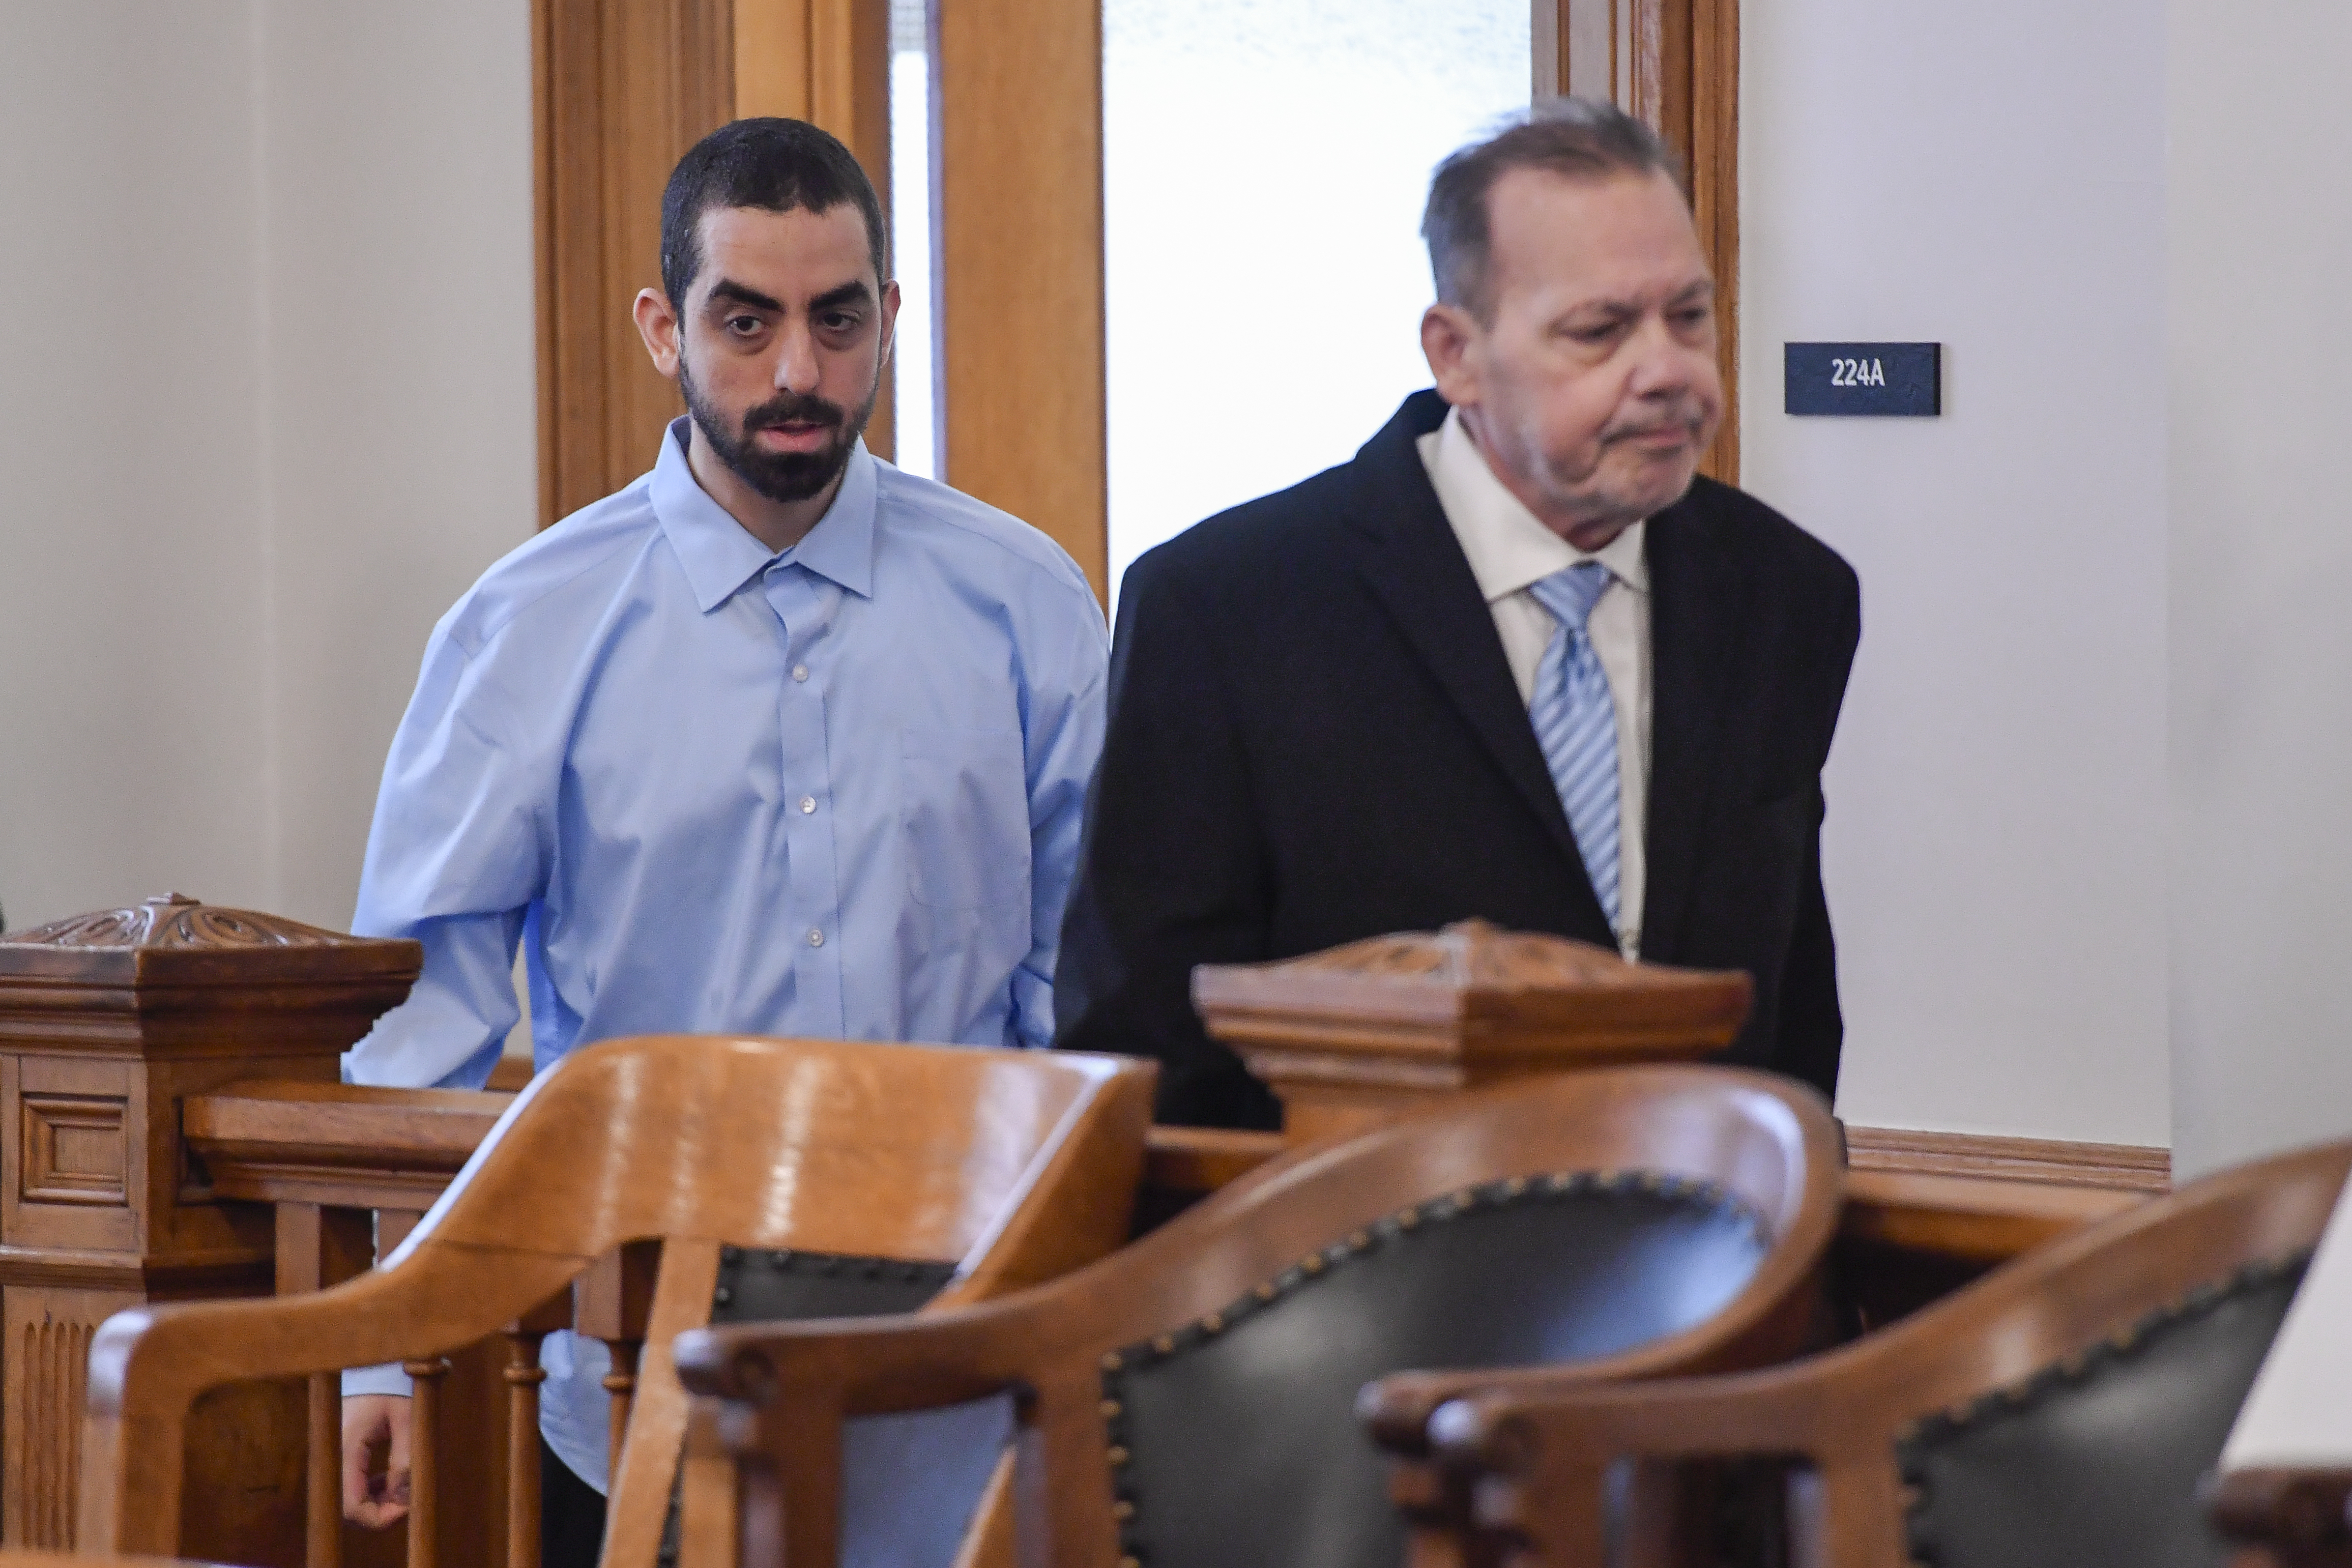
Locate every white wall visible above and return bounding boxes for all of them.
[1742,1,2170,1144]
[0,2,537,936]
[2168,3,2352,1177]
[256,2,539,927]
[0,6,274,927]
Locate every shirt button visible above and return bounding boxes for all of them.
[799,796,817,814]
[806,927,824,948]
[791,664,810,682]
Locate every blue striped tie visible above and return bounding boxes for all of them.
[1529,562,1621,932]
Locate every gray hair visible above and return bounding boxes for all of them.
[1421,97,1683,321]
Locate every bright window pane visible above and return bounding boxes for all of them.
[1104,0,1529,601]
[888,0,936,478]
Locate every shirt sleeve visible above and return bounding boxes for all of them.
[344,619,550,1091]
[1010,604,1111,1051]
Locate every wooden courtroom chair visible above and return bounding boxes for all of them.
[1384,1138,2352,1568]
[673,1063,1844,1568]
[75,1033,1157,1568]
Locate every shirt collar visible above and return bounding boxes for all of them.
[652,416,880,612]
[1422,406,1648,604]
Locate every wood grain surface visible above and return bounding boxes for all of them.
[1196,922,1754,1143]
[680,1064,1843,1568]
[1410,1138,2351,1568]
[0,896,416,1555]
[79,1034,1156,1560]
[933,0,1107,597]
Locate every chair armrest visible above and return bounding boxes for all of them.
[675,1295,1075,1568]
[674,1292,1060,1416]
[80,1245,581,1556]
[1419,1361,1842,1476]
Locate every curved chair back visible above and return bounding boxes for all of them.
[675,1063,1843,1568]
[1404,1138,2352,1568]
[77,1034,1156,1561]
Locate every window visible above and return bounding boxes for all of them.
[1102,0,1529,597]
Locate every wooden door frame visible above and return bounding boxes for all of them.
[532,0,1738,558]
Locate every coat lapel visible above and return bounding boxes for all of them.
[1641,485,1751,958]
[1341,396,1607,930]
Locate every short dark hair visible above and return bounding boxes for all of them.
[660,118,889,308]
[1421,97,1683,321]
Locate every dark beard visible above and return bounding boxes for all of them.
[679,354,878,505]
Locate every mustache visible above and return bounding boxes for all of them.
[1601,405,1708,443]
[743,391,846,432]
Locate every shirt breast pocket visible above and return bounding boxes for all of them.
[899,727,1031,911]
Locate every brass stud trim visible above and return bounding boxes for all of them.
[1895,1249,2314,1546]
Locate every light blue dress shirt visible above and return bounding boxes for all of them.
[343,418,1107,1497]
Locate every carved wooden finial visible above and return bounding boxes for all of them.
[1192,921,1755,1143]
[0,895,421,973]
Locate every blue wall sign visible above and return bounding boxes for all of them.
[1785,342,1941,416]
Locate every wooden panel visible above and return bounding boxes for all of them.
[741,0,897,461]
[1836,1125,2165,1327]
[19,1094,128,1207]
[536,0,734,528]
[733,0,814,121]
[1557,0,1740,485]
[1845,1125,2170,1193]
[5,1292,105,1550]
[935,0,1108,597]
[0,897,398,1557]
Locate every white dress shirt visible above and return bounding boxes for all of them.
[1417,407,1651,955]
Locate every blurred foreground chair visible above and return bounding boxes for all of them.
[1393,1138,2352,1568]
[0,1552,219,1568]
[76,1034,1157,1567]
[676,1064,1843,1568]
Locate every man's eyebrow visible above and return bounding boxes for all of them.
[809,279,876,313]
[705,278,782,312]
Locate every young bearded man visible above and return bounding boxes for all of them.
[1058,99,1862,1128]
[338,119,1106,1562]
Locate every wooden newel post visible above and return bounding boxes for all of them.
[1191,918,1755,1145]
[0,893,419,1551]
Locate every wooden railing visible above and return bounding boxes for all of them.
[178,1083,2169,1564]
[0,899,2172,1566]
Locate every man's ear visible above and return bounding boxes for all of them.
[633,287,683,381]
[1420,302,1481,406]
[877,278,903,368]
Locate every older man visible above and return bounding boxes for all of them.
[1058,98,1861,1128]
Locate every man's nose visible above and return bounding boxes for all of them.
[1625,314,1701,396]
[773,322,821,394]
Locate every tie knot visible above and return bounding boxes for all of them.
[1530,560,1613,632]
